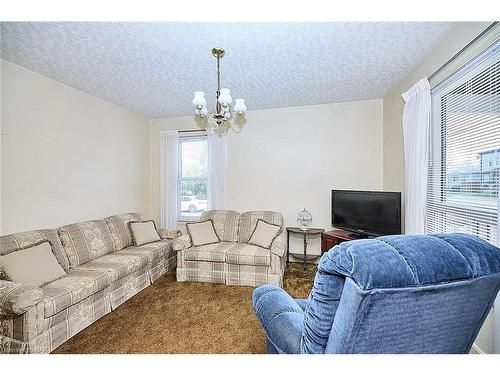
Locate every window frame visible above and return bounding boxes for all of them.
[426,40,500,245]
[176,135,209,222]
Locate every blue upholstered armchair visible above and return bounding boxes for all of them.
[253,233,500,354]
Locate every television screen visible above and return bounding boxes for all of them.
[332,190,401,237]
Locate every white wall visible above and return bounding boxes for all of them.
[0,60,151,233]
[382,22,498,354]
[151,99,384,255]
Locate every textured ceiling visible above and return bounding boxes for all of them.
[0,22,455,118]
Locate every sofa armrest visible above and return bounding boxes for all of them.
[0,280,44,316]
[270,232,287,257]
[172,234,192,251]
[252,285,304,354]
[158,228,182,240]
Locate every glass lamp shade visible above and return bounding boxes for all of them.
[218,88,233,106]
[297,209,312,230]
[200,106,209,117]
[233,98,247,113]
[224,111,232,120]
[192,91,207,107]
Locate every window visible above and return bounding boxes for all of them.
[177,136,208,221]
[427,40,500,245]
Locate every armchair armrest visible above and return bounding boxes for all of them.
[252,285,304,354]
[158,228,182,240]
[172,233,192,251]
[270,232,287,257]
[0,280,44,316]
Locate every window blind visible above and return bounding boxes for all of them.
[427,40,500,245]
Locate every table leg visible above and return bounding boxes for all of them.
[303,233,307,272]
[286,230,290,268]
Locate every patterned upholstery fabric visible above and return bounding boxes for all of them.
[158,228,182,240]
[177,250,226,284]
[226,263,282,286]
[119,240,176,282]
[58,220,115,268]
[200,210,240,242]
[0,215,177,354]
[0,229,70,271]
[76,252,150,283]
[176,210,286,287]
[104,212,143,251]
[239,211,284,243]
[173,234,192,251]
[108,267,150,309]
[0,280,43,316]
[225,243,271,266]
[184,242,236,263]
[42,269,110,317]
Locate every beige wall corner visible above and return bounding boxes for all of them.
[1,60,152,233]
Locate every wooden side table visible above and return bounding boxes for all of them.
[322,229,359,251]
[286,227,325,272]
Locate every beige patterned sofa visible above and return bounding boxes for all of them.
[0,212,179,354]
[173,210,286,287]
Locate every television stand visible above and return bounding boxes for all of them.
[322,228,366,251]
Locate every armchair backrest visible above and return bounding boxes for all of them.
[239,211,284,243]
[301,233,500,354]
[200,210,240,242]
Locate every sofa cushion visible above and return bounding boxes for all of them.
[119,240,173,263]
[58,220,115,268]
[129,220,161,246]
[0,229,70,271]
[105,212,144,251]
[42,269,110,317]
[248,219,282,249]
[184,242,237,263]
[75,252,150,283]
[239,211,284,243]
[200,210,240,242]
[225,243,271,266]
[0,241,67,287]
[186,220,220,247]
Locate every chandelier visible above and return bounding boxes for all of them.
[192,48,247,129]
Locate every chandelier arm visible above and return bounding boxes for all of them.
[215,55,222,115]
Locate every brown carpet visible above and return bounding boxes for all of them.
[53,262,317,354]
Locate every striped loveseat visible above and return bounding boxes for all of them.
[174,210,286,287]
[0,212,180,354]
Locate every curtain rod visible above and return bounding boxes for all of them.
[428,22,498,82]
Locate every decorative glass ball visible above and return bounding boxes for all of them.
[297,208,312,231]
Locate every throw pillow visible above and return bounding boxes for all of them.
[248,219,282,249]
[0,241,67,287]
[129,220,162,246]
[186,220,220,247]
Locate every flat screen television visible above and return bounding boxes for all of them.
[332,190,401,238]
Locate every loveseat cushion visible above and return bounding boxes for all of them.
[0,229,70,271]
[58,220,115,268]
[42,269,110,317]
[119,240,173,263]
[225,243,271,266]
[239,211,284,243]
[184,242,237,263]
[105,212,144,251]
[75,252,150,283]
[200,210,240,242]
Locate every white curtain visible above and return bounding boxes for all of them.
[160,130,178,229]
[402,78,431,234]
[207,129,228,210]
